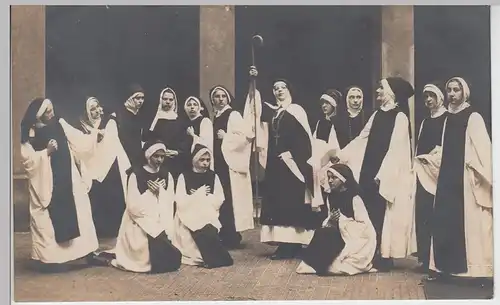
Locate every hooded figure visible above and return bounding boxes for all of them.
[107,141,181,274]
[336,76,415,271]
[76,97,130,241]
[410,82,448,273]
[182,96,214,170]
[332,86,366,149]
[172,144,234,269]
[313,89,343,150]
[143,87,185,179]
[243,71,324,260]
[428,77,492,280]
[114,83,146,168]
[297,163,376,276]
[209,85,255,248]
[20,97,99,271]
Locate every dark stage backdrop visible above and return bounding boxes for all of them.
[234,6,382,128]
[45,5,200,126]
[414,6,491,136]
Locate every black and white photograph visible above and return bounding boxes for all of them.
[10,3,495,302]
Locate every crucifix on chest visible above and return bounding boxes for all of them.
[272,110,284,146]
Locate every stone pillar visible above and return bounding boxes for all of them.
[381,6,415,150]
[11,6,45,211]
[199,5,235,119]
[12,5,45,177]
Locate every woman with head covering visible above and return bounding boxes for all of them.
[310,89,344,222]
[333,86,366,149]
[20,97,100,272]
[76,97,131,245]
[171,144,234,269]
[335,76,415,271]
[143,87,185,179]
[209,85,254,248]
[296,163,376,276]
[103,141,181,274]
[244,67,323,260]
[411,82,448,275]
[427,77,492,280]
[182,96,214,170]
[114,83,147,168]
[313,89,343,151]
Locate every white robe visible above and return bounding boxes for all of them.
[296,195,377,275]
[81,118,131,200]
[171,173,225,266]
[429,112,493,278]
[219,109,254,232]
[312,119,341,154]
[112,171,175,273]
[191,117,215,171]
[20,118,99,264]
[337,110,416,258]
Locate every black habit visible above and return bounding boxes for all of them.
[114,106,144,168]
[259,104,322,230]
[432,107,473,274]
[358,108,401,257]
[183,169,234,268]
[414,112,447,269]
[333,113,365,149]
[30,120,81,243]
[78,115,126,239]
[143,118,186,179]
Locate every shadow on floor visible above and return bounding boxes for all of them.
[423,277,494,299]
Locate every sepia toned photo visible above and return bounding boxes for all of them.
[11,4,493,302]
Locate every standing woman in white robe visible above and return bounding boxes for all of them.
[334,77,415,271]
[427,77,492,280]
[297,163,376,276]
[106,141,181,274]
[209,85,254,248]
[20,98,99,272]
[183,96,214,170]
[77,97,130,251]
[172,144,234,269]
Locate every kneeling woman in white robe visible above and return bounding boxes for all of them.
[172,144,234,269]
[108,141,182,274]
[297,163,376,276]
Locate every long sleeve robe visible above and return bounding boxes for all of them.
[338,109,415,259]
[296,195,376,275]
[21,118,99,264]
[78,117,131,239]
[171,172,226,266]
[112,169,179,273]
[114,106,144,168]
[243,90,322,245]
[411,111,447,267]
[214,108,255,233]
[183,116,214,171]
[429,109,492,278]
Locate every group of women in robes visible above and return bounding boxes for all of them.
[412,77,492,281]
[20,64,492,281]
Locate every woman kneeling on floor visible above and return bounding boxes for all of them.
[95,141,182,274]
[171,144,234,269]
[296,163,377,276]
